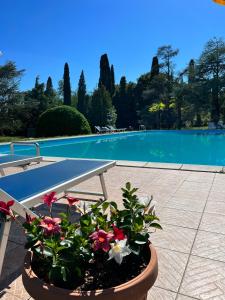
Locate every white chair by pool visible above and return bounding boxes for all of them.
[0,142,42,176]
[0,158,116,277]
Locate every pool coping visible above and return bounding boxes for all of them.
[42,156,225,174]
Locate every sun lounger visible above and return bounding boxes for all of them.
[0,142,42,176]
[0,158,115,276]
[107,126,126,132]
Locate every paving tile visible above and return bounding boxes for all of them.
[176,295,197,300]
[180,255,225,299]
[157,208,202,229]
[151,224,196,254]
[0,292,24,300]
[3,276,30,300]
[164,196,206,213]
[154,247,189,293]
[186,172,215,184]
[181,164,222,172]
[179,181,211,191]
[192,230,225,263]
[173,190,209,201]
[0,245,26,287]
[116,160,147,167]
[200,212,225,234]
[145,162,182,170]
[147,286,176,299]
[204,201,225,215]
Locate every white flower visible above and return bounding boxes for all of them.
[138,196,156,215]
[108,239,131,264]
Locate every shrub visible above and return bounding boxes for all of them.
[37,105,91,137]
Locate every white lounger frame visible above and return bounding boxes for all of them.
[0,160,115,278]
[0,142,42,176]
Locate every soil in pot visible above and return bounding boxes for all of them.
[31,244,150,291]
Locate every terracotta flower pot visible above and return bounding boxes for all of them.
[22,244,158,300]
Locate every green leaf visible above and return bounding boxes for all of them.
[150,223,163,230]
[102,202,109,211]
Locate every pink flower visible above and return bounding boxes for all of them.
[42,192,57,207]
[0,200,15,219]
[90,229,114,252]
[39,217,61,235]
[65,195,79,206]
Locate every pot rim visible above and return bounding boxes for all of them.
[23,243,158,296]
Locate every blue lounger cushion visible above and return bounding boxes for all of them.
[0,159,114,202]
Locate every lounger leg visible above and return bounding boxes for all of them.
[0,169,5,176]
[99,173,108,200]
[0,220,11,277]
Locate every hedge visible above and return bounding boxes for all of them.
[37,106,91,137]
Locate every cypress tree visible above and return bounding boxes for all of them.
[98,54,111,92]
[150,56,159,79]
[188,59,195,84]
[45,76,54,97]
[77,70,87,115]
[63,62,71,106]
[110,64,115,95]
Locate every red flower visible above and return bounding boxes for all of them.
[25,212,36,224]
[0,200,15,219]
[112,225,126,240]
[42,192,57,207]
[65,195,79,206]
[39,217,61,235]
[90,229,114,252]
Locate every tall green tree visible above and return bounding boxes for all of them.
[0,61,24,134]
[157,45,179,80]
[77,70,88,116]
[89,85,114,127]
[98,54,111,93]
[198,37,225,123]
[110,64,115,95]
[63,62,71,106]
[150,56,159,79]
[45,76,54,97]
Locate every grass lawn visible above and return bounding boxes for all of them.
[0,136,30,143]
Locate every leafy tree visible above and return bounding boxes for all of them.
[63,62,71,106]
[98,54,111,93]
[198,37,225,123]
[77,70,89,116]
[157,45,179,80]
[89,85,114,126]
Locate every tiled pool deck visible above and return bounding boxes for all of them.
[1,159,225,299]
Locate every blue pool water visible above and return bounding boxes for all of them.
[1,130,225,166]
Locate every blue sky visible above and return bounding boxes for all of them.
[0,0,225,92]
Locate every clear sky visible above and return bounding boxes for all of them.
[0,0,225,92]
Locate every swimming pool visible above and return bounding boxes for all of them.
[1,130,225,166]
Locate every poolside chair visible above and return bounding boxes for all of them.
[107,126,126,132]
[0,142,42,176]
[217,121,225,129]
[94,126,103,134]
[0,158,115,276]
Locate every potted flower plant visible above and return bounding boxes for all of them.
[1,183,161,300]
